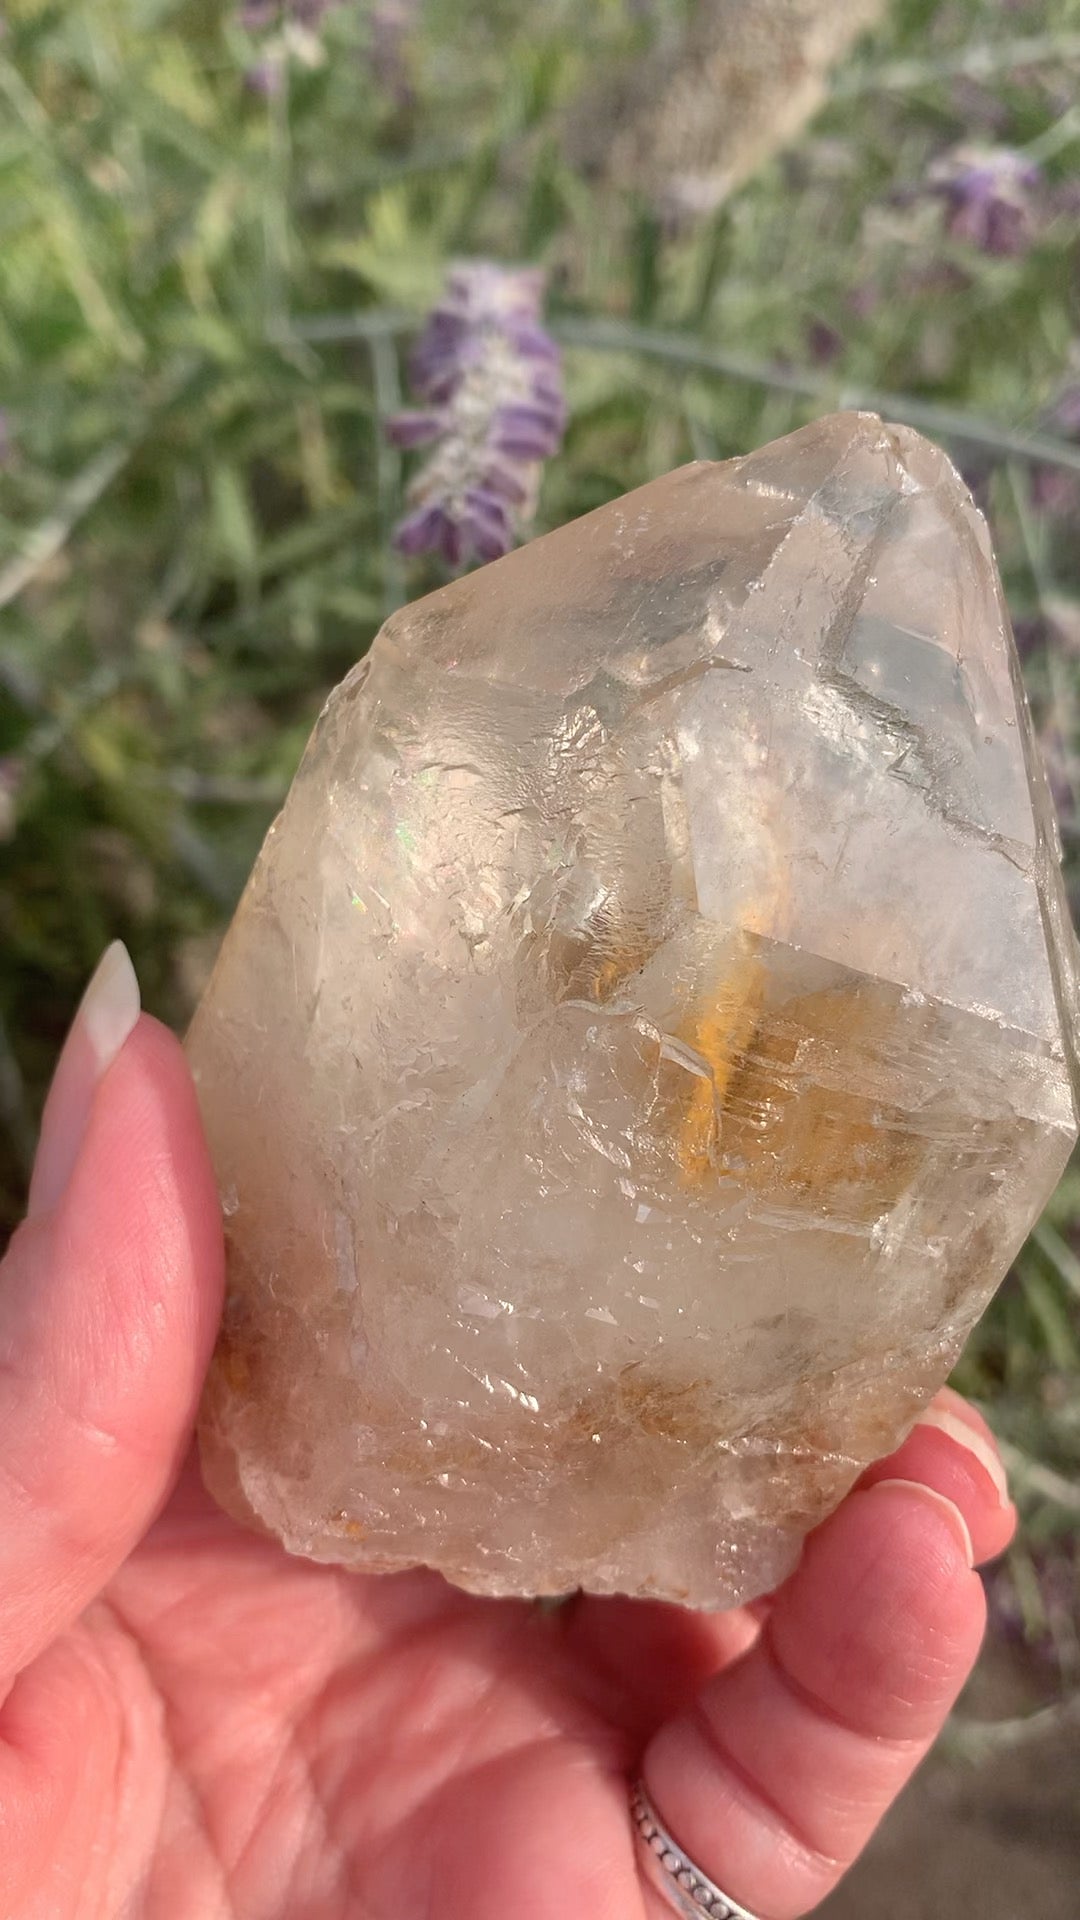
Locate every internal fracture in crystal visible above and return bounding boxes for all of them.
[187,412,1080,1609]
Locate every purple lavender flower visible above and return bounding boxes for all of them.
[927,144,1044,257]
[806,319,843,367]
[386,263,566,570]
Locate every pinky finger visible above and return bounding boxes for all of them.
[639,1471,988,1918]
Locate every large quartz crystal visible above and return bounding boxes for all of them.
[188,412,1079,1609]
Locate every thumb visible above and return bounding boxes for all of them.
[0,944,224,1689]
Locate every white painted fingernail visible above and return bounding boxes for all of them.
[28,942,141,1217]
[873,1480,975,1568]
[78,940,142,1076]
[914,1405,1011,1508]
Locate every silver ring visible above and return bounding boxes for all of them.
[631,1779,763,1920]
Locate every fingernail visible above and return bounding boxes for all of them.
[873,1479,975,1569]
[77,941,142,1076]
[28,942,141,1218]
[914,1404,1011,1509]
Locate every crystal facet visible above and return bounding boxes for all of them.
[187,413,1080,1609]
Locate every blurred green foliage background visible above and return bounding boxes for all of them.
[2,0,1079,1695]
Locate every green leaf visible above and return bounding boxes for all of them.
[208,462,259,588]
[1017,1253,1080,1372]
[1031,1218,1080,1306]
[320,190,444,307]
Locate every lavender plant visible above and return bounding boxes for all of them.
[927,144,1044,256]
[386,264,566,568]
[237,0,343,92]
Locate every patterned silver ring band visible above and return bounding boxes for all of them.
[631,1780,763,1920]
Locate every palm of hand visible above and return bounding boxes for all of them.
[30,1463,718,1919]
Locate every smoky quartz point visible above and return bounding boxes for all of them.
[187,412,1079,1608]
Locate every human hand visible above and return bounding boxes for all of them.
[1,945,1015,1920]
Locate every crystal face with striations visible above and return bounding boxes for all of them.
[188,412,1080,1609]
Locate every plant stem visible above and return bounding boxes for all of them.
[835,33,1080,97]
[0,440,133,613]
[280,308,1080,474]
[1032,1219,1080,1305]
[551,315,1080,474]
[271,308,412,344]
